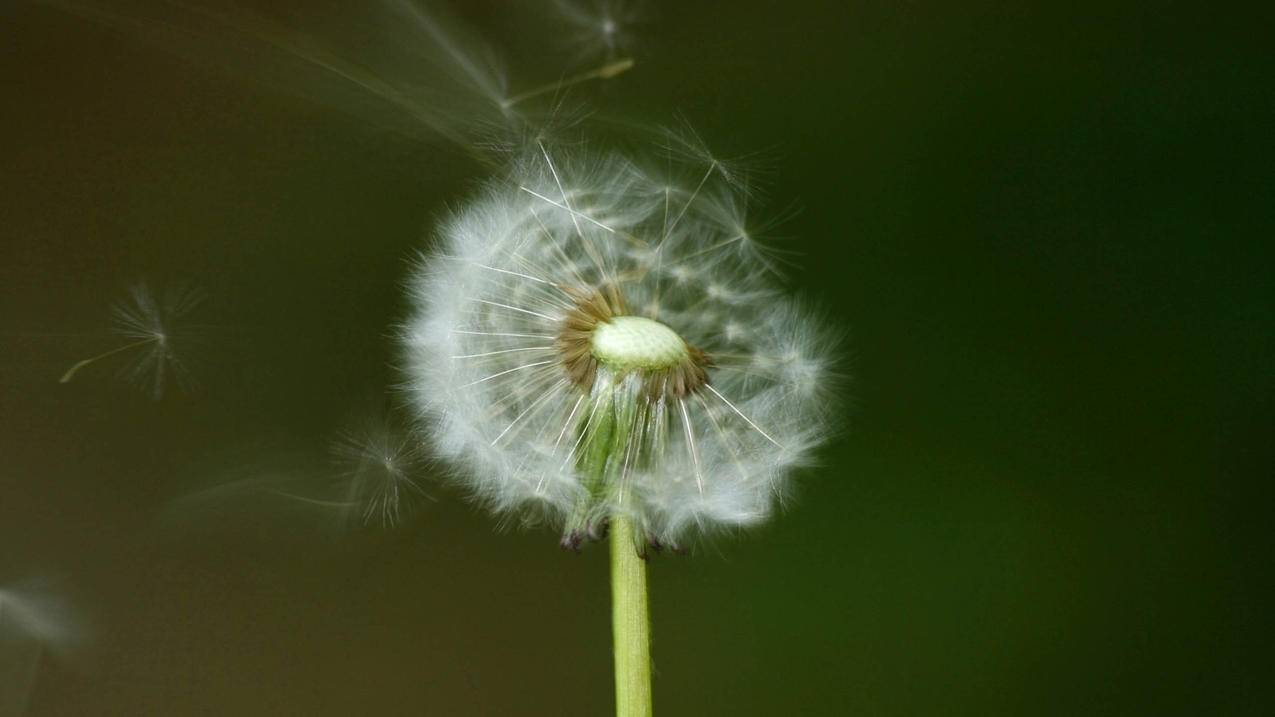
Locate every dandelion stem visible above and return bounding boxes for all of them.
[611,513,653,717]
[58,337,156,384]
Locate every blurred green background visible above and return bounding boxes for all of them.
[1,1,1270,714]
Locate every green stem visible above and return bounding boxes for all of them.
[611,514,653,717]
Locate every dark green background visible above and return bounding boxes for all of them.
[2,1,1270,714]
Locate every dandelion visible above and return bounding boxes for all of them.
[404,133,836,715]
[59,282,203,399]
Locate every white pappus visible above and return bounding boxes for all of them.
[404,134,837,550]
[59,282,204,400]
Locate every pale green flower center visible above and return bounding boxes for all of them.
[591,316,688,370]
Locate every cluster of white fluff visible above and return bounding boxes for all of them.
[111,282,203,399]
[331,419,431,528]
[553,0,645,63]
[404,136,835,546]
[58,282,203,400]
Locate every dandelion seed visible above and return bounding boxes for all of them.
[0,579,84,653]
[500,57,635,110]
[0,578,87,717]
[44,1,639,160]
[332,420,433,528]
[404,134,836,549]
[552,0,647,63]
[59,282,204,400]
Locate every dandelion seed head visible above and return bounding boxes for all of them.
[405,135,836,547]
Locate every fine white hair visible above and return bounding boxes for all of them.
[404,135,837,546]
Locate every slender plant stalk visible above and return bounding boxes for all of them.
[611,513,653,717]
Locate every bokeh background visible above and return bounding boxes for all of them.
[2,1,1271,714]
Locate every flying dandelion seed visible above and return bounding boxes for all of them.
[404,133,837,551]
[332,420,433,529]
[59,282,204,399]
[158,417,432,539]
[553,0,647,63]
[0,578,87,717]
[42,0,634,158]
